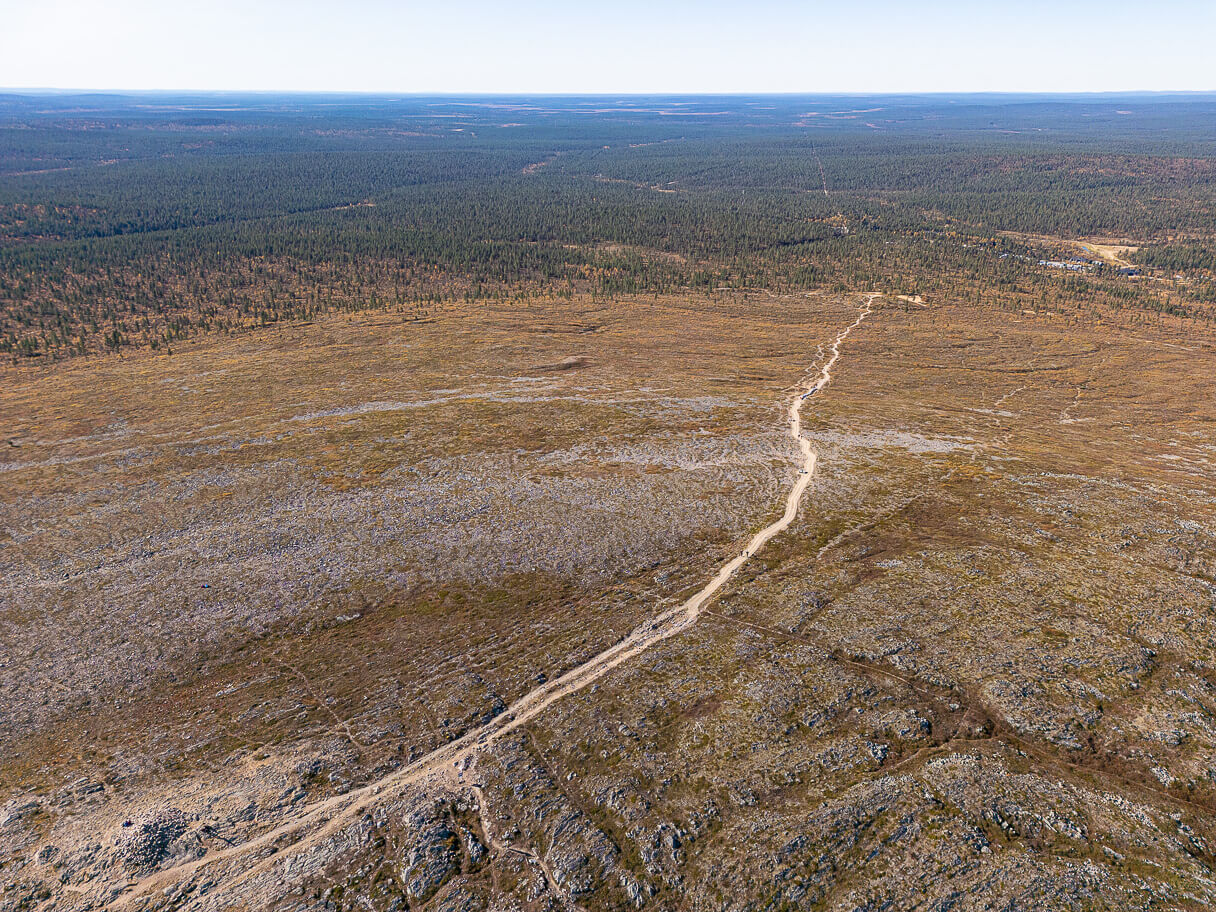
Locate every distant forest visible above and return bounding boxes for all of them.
[2,93,1215,359]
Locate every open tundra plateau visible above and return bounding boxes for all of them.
[3,289,1216,911]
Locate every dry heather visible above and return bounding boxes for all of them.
[2,293,1216,911]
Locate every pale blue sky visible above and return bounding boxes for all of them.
[2,0,1212,94]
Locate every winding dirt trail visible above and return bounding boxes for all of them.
[109,294,879,909]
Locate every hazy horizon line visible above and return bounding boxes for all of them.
[5,87,1216,98]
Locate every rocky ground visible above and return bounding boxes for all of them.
[2,293,1216,910]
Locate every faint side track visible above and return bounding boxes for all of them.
[810,139,830,197]
[109,294,880,909]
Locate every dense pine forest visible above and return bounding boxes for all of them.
[3,92,1216,359]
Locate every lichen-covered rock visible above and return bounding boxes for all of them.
[399,805,461,901]
[118,807,189,871]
